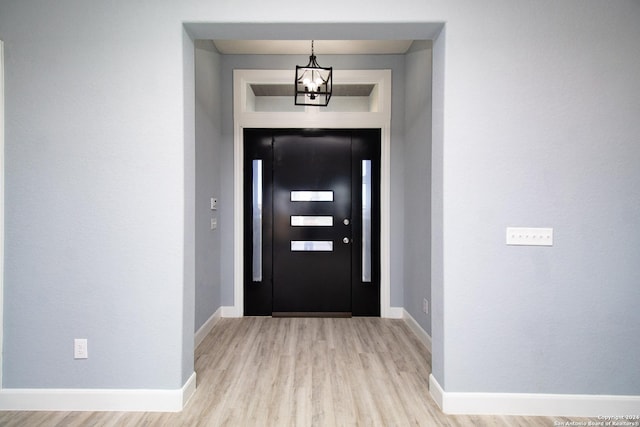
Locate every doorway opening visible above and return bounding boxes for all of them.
[185,22,442,405]
[243,129,381,316]
[232,69,392,317]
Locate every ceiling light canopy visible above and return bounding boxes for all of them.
[294,40,332,106]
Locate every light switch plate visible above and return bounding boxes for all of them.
[506,227,553,246]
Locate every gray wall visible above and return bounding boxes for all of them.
[403,41,433,334]
[194,41,222,331]
[430,26,446,390]
[1,1,190,389]
[218,53,408,307]
[1,0,639,399]
[439,3,640,395]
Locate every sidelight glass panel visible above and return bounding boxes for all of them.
[290,191,334,202]
[290,241,334,252]
[362,160,372,282]
[252,160,263,281]
[291,216,334,227]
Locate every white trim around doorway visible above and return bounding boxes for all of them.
[232,69,393,318]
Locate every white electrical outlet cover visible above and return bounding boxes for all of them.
[506,227,553,246]
[74,338,88,359]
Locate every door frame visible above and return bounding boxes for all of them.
[232,69,393,317]
[244,128,381,316]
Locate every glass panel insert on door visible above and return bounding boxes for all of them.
[290,191,334,202]
[290,241,334,252]
[362,160,372,282]
[252,160,263,281]
[291,216,334,227]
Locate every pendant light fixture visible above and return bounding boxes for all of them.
[294,40,332,106]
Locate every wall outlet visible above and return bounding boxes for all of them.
[506,227,553,246]
[74,338,88,359]
[422,298,429,314]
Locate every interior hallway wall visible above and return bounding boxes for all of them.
[403,41,433,334]
[194,41,223,332]
[437,3,640,395]
[1,1,191,389]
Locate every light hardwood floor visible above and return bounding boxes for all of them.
[0,317,583,426]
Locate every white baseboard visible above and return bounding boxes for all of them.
[402,308,432,353]
[221,305,241,318]
[195,307,222,348]
[429,374,640,417]
[182,371,197,408]
[429,373,445,410]
[386,306,404,319]
[0,372,197,412]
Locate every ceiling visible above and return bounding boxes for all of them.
[212,40,414,55]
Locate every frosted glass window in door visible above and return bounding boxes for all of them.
[290,241,334,252]
[252,160,263,281]
[291,216,334,227]
[290,191,334,202]
[362,160,372,282]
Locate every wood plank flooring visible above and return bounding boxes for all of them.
[0,317,582,426]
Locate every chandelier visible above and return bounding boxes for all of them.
[294,40,332,106]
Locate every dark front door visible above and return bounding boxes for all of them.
[272,132,352,315]
[244,129,380,317]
